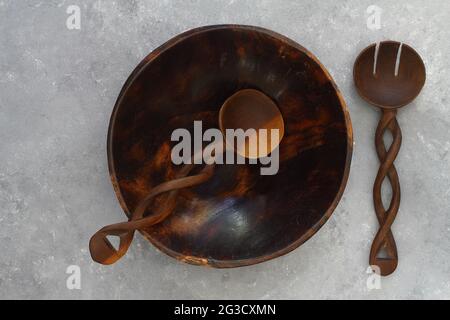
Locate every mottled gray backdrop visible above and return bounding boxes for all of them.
[0,0,449,299]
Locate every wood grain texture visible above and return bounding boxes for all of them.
[370,109,401,275]
[107,25,353,267]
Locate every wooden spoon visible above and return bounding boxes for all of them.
[353,41,425,276]
[89,89,284,265]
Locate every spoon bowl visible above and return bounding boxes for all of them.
[220,89,285,159]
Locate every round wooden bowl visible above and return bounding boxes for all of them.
[107,25,352,267]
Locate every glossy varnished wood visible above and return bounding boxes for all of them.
[106,25,353,267]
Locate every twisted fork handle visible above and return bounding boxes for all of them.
[370,109,402,276]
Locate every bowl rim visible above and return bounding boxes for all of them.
[106,24,353,268]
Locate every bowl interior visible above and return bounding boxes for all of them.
[108,25,351,267]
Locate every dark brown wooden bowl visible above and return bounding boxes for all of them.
[107,25,352,267]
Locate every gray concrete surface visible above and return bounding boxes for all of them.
[0,0,449,299]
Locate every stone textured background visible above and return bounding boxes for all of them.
[0,0,449,299]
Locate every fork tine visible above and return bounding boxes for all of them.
[397,43,424,81]
[355,43,377,78]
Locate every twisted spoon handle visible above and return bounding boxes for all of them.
[89,163,214,265]
[370,109,402,276]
